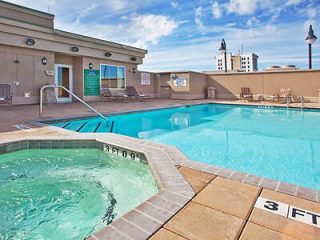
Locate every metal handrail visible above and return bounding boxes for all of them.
[39,85,107,121]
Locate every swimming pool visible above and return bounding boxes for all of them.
[50,104,320,190]
[0,148,158,240]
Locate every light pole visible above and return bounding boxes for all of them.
[305,25,317,69]
[219,39,227,72]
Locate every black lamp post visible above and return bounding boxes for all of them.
[219,39,227,72]
[305,25,317,69]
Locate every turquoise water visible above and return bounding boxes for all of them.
[51,104,320,190]
[0,149,158,240]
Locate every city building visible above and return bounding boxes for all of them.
[215,53,259,72]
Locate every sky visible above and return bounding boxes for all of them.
[6,0,320,72]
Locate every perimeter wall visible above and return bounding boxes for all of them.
[207,70,320,99]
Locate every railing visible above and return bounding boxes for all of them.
[39,85,107,121]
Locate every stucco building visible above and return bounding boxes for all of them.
[0,1,148,105]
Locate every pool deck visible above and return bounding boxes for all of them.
[1,98,319,132]
[0,126,319,240]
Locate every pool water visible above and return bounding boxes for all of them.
[51,104,320,190]
[0,149,158,240]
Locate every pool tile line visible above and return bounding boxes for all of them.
[174,156,319,203]
[99,132,319,203]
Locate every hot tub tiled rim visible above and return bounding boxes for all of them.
[1,130,319,239]
[0,134,195,239]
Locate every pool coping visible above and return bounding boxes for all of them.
[28,101,320,126]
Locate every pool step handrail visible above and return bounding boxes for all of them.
[39,85,107,121]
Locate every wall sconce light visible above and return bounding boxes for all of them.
[25,38,35,46]
[130,57,137,61]
[105,52,112,57]
[41,57,48,65]
[132,67,137,73]
[71,46,79,52]
[88,62,93,69]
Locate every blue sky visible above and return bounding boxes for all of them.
[6,0,320,71]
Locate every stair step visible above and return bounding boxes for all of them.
[76,122,87,132]
[94,122,102,133]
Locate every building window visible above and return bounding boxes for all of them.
[100,64,126,89]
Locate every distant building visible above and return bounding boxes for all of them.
[264,65,299,71]
[215,53,259,72]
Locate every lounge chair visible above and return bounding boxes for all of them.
[270,88,292,103]
[0,84,12,106]
[125,86,151,101]
[100,87,128,101]
[240,87,253,101]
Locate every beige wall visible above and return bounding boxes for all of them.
[155,73,172,99]
[0,45,54,104]
[155,72,207,100]
[188,72,207,99]
[208,70,320,99]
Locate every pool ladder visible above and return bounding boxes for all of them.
[39,85,114,132]
[286,96,305,109]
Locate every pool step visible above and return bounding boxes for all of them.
[76,122,87,132]
[58,120,114,133]
[93,122,102,133]
[110,121,114,133]
[62,122,70,129]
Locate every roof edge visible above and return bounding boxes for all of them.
[54,29,148,54]
[0,0,54,18]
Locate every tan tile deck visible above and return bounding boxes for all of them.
[164,202,244,240]
[178,166,215,193]
[150,228,187,240]
[239,222,298,240]
[194,177,261,218]
[152,167,320,240]
[249,189,320,240]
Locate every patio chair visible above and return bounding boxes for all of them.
[271,88,292,103]
[125,86,151,101]
[240,87,253,101]
[0,84,12,106]
[100,87,128,101]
